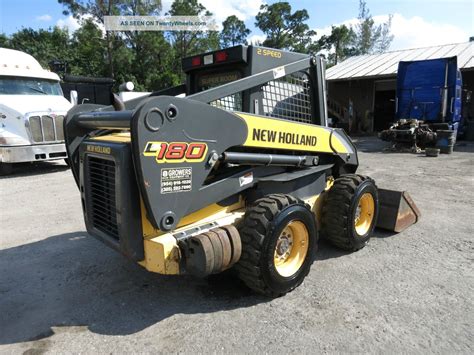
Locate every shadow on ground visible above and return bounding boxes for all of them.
[351,136,391,153]
[0,227,401,345]
[0,232,265,344]
[0,161,69,179]
[316,228,398,261]
[453,141,474,153]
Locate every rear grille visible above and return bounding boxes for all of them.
[28,115,65,143]
[88,156,119,240]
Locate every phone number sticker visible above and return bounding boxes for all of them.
[160,167,192,194]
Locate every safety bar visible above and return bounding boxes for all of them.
[188,57,312,103]
[71,56,314,130]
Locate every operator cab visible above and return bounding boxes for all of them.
[181,45,328,127]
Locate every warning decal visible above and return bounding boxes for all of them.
[160,167,192,194]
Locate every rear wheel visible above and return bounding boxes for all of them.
[236,194,317,297]
[321,174,378,251]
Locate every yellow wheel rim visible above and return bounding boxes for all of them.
[273,221,309,277]
[354,192,375,236]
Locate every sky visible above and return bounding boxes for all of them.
[0,0,473,51]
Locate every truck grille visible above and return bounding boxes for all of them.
[88,156,119,240]
[28,115,65,143]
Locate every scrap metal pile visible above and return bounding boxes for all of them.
[379,119,438,153]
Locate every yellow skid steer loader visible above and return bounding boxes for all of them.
[64,45,420,296]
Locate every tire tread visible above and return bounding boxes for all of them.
[321,174,376,251]
[236,194,316,297]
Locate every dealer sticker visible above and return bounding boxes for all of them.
[160,167,192,194]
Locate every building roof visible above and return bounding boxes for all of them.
[326,42,474,81]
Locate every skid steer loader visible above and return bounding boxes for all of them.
[64,45,420,297]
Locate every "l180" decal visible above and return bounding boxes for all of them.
[143,142,208,163]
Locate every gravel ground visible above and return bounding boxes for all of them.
[0,137,473,354]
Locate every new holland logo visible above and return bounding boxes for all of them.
[143,142,208,163]
[86,145,111,155]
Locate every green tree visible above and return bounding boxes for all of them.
[58,0,121,77]
[9,27,74,70]
[71,19,107,76]
[166,0,219,80]
[0,33,10,48]
[220,15,250,47]
[376,14,394,53]
[352,0,393,54]
[115,0,178,90]
[255,2,317,53]
[319,25,355,65]
[116,0,161,16]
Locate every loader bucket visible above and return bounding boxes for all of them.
[376,189,421,233]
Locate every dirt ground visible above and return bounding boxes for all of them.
[0,137,473,354]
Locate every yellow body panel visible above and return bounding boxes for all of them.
[236,113,349,154]
[138,179,334,275]
[138,235,180,274]
[139,203,246,275]
[91,132,131,143]
[89,114,350,155]
[138,199,245,275]
[304,177,334,229]
[140,198,244,240]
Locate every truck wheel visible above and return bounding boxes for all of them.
[321,174,378,251]
[236,194,318,297]
[0,163,13,176]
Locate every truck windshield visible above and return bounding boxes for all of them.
[0,76,63,96]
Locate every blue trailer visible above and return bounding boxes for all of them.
[396,57,463,132]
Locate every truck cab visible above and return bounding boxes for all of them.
[0,48,72,174]
[396,57,463,132]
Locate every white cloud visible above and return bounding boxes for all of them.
[162,0,264,29]
[314,13,469,51]
[387,13,469,50]
[56,15,81,33]
[248,34,266,45]
[200,0,263,23]
[55,14,105,35]
[36,14,52,22]
[313,18,359,41]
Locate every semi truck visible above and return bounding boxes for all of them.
[0,48,72,174]
[380,57,463,150]
[396,57,462,130]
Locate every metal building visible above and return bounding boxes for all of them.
[326,42,474,133]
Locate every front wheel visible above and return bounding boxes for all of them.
[236,194,318,297]
[321,174,379,251]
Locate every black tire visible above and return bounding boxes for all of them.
[236,194,318,297]
[0,162,13,176]
[321,174,378,251]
